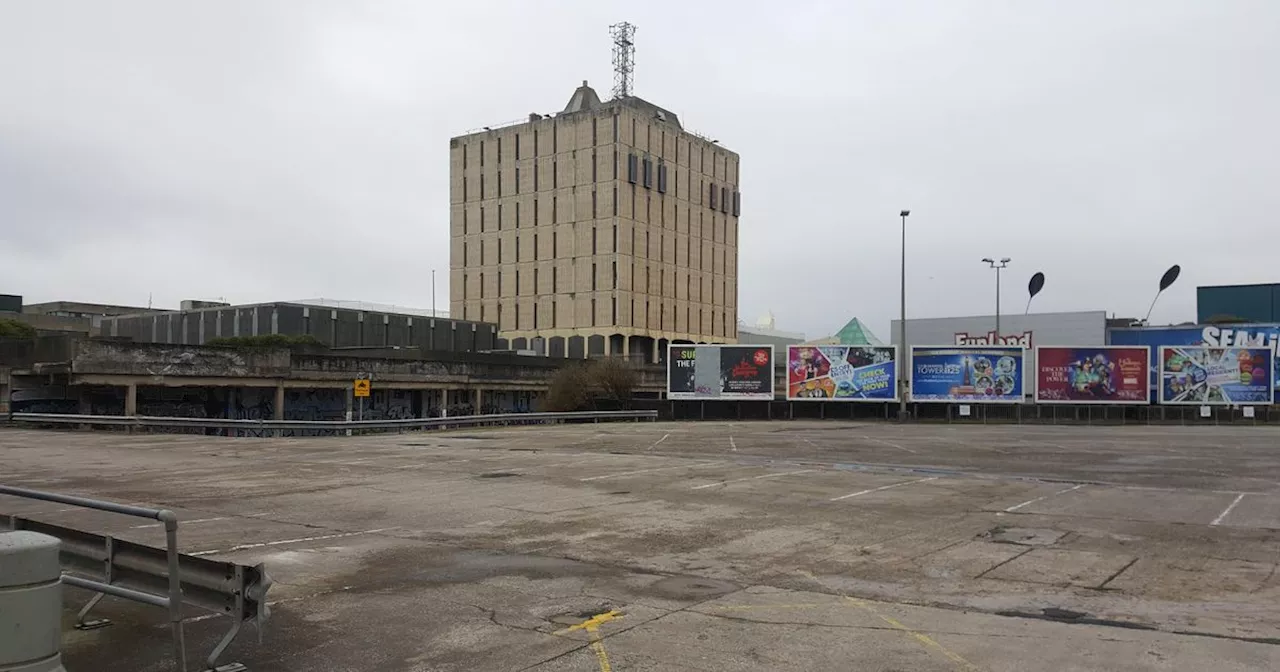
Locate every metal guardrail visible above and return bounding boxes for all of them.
[7,409,658,433]
[0,486,272,672]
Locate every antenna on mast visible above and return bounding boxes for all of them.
[609,22,636,98]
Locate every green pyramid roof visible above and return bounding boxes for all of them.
[833,317,884,346]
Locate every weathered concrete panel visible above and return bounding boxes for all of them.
[475,323,496,351]
[71,341,291,378]
[455,323,476,351]
[335,310,361,347]
[277,305,305,337]
[256,307,275,336]
[431,321,452,351]
[236,308,255,338]
[362,314,383,347]
[387,315,409,347]
[218,309,236,338]
[183,314,199,345]
[307,309,332,345]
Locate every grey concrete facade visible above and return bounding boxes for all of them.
[99,302,498,353]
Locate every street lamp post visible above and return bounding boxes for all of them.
[899,210,910,420]
[982,257,1011,338]
[432,269,437,316]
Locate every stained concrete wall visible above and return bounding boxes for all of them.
[71,341,291,378]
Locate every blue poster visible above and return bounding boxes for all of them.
[787,346,898,401]
[1110,324,1280,392]
[1159,347,1274,405]
[910,347,1024,403]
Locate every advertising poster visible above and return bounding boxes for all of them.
[910,346,1024,403]
[1158,346,1274,405]
[1035,346,1150,404]
[667,345,774,400]
[1110,324,1280,392]
[787,345,898,401]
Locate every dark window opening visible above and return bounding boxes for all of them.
[657,163,667,193]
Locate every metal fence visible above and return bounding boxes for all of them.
[6,409,659,435]
[0,486,272,672]
[639,400,1280,425]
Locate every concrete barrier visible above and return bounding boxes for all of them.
[0,531,66,672]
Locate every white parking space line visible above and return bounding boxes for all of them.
[648,433,671,450]
[579,461,722,482]
[131,517,227,529]
[830,477,938,502]
[1004,483,1086,513]
[862,435,918,454]
[190,528,396,557]
[730,436,737,451]
[1211,493,1248,526]
[691,469,816,490]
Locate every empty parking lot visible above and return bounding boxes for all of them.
[3,421,1280,671]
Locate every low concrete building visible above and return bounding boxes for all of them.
[99,300,497,354]
[3,336,665,419]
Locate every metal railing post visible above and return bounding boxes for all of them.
[161,511,187,672]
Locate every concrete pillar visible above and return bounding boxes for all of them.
[0,531,66,672]
[0,367,10,417]
[273,383,285,421]
[225,388,238,438]
[76,386,92,431]
[473,388,483,415]
[651,339,659,365]
[124,383,138,417]
[623,336,631,362]
[344,387,354,437]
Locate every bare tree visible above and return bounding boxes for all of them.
[545,363,593,412]
[589,357,638,409]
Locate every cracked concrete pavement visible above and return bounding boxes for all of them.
[3,421,1280,670]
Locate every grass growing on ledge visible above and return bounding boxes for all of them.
[205,334,325,349]
[0,318,37,341]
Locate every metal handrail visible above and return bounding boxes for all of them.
[0,485,188,671]
[8,409,658,432]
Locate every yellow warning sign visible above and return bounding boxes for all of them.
[353,379,371,397]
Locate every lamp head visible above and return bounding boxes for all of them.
[981,258,994,264]
[899,210,910,217]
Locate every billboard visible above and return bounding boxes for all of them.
[1109,324,1280,393]
[1034,346,1150,404]
[910,346,1025,403]
[787,345,898,401]
[1158,346,1274,405]
[667,345,774,400]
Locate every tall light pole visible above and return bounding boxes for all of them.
[899,210,910,420]
[982,257,1011,338]
[432,269,437,316]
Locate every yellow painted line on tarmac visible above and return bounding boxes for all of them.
[843,596,982,671]
[555,610,623,672]
[791,570,982,671]
[706,602,841,611]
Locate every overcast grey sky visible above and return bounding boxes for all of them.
[2,1,1276,340]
